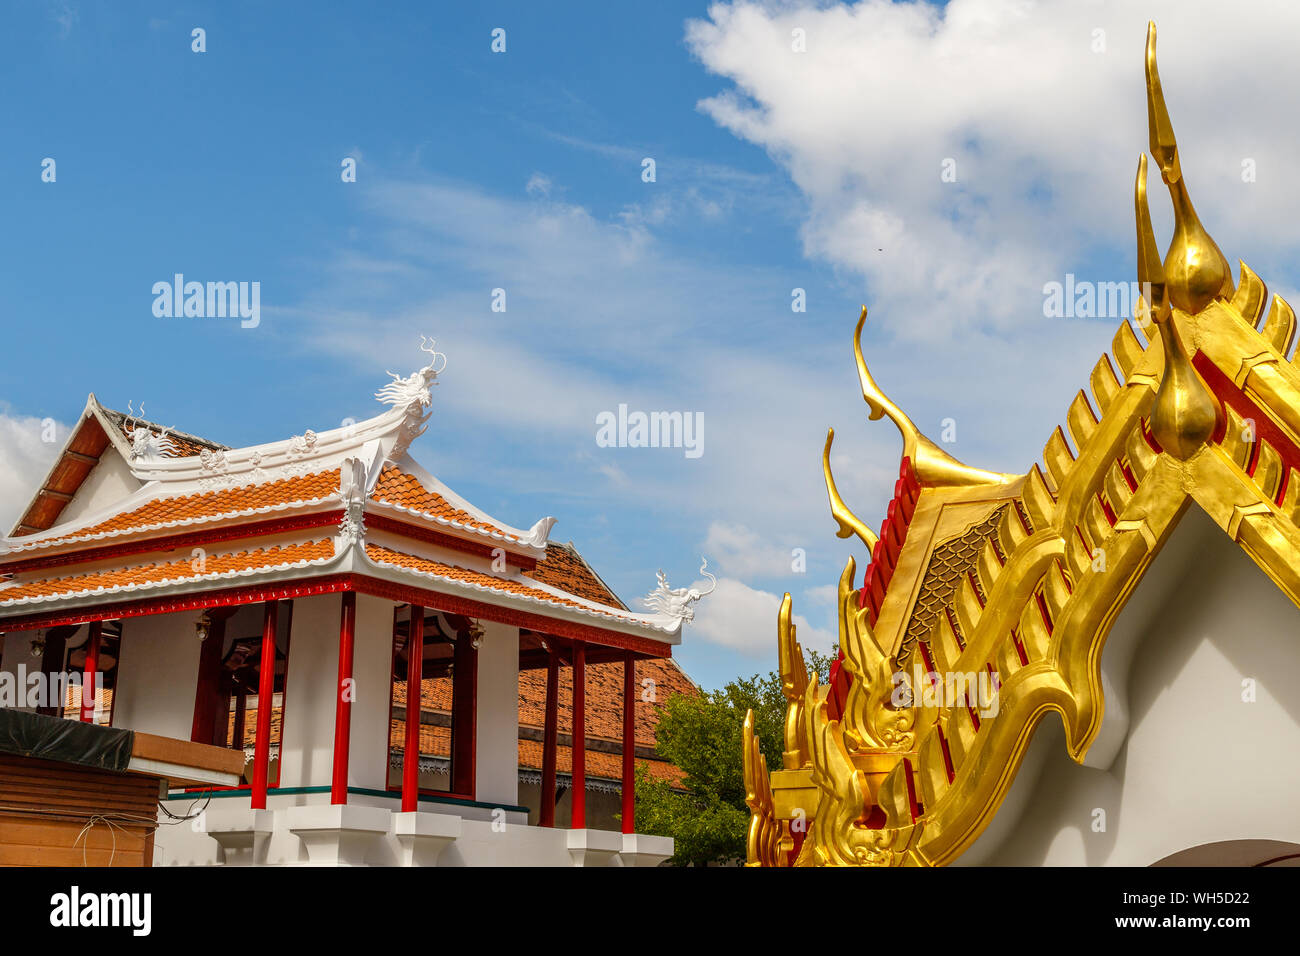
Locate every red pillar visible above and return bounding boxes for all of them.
[330,592,357,805]
[539,651,559,828]
[401,605,424,813]
[570,642,586,829]
[79,621,102,723]
[191,610,231,745]
[251,600,278,810]
[621,653,636,834]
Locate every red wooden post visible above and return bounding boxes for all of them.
[251,600,278,810]
[539,650,559,828]
[79,621,102,723]
[330,592,357,805]
[621,653,636,834]
[570,641,586,829]
[191,611,230,745]
[402,605,424,812]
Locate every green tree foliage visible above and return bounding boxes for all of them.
[632,649,833,866]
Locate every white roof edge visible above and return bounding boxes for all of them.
[389,453,553,552]
[360,546,681,645]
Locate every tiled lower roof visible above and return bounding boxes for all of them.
[364,544,639,624]
[371,466,513,539]
[21,470,341,551]
[0,539,336,605]
[525,542,624,608]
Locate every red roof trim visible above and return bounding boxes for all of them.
[0,572,674,657]
[0,511,345,576]
[365,514,538,570]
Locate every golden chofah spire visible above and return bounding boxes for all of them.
[1145,21,1234,315]
[1138,24,1223,459]
[853,307,1017,487]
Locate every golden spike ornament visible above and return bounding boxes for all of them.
[823,428,879,552]
[742,710,780,867]
[776,593,811,769]
[836,557,915,751]
[1136,152,1220,459]
[1145,22,1234,316]
[853,307,1016,488]
[1139,22,1223,459]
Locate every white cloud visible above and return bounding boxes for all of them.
[702,520,797,579]
[688,575,836,656]
[686,0,1300,346]
[525,172,553,197]
[0,411,66,531]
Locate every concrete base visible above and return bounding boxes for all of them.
[200,807,275,866]
[566,828,623,867]
[284,804,391,866]
[620,832,674,867]
[393,811,462,866]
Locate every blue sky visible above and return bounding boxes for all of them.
[4,1,1300,690]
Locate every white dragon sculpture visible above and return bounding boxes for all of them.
[375,335,447,412]
[641,557,717,625]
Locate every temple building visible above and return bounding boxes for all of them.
[0,341,701,866]
[745,24,1300,867]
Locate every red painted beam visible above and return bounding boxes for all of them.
[539,652,559,828]
[330,592,356,805]
[571,642,586,829]
[402,605,425,812]
[251,600,278,810]
[0,572,676,659]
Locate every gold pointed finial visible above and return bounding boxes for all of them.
[1144,21,1234,315]
[823,428,879,551]
[1134,153,1169,328]
[1136,59,1222,460]
[853,307,1017,487]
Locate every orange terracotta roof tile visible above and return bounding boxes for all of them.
[371,466,506,537]
[30,470,340,549]
[0,539,335,604]
[364,544,633,622]
[524,543,624,608]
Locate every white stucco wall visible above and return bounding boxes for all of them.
[278,594,342,790]
[113,610,203,739]
[963,506,1300,866]
[348,593,398,791]
[475,621,520,808]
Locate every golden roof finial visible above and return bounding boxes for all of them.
[1136,49,1221,461]
[853,307,1016,487]
[823,427,879,551]
[1145,21,1234,315]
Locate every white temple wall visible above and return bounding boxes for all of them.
[279,593,342,790]
[347,592,397,792]
[113,610,203,740]
[964,507,1300,866]
[475,620,521,808]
